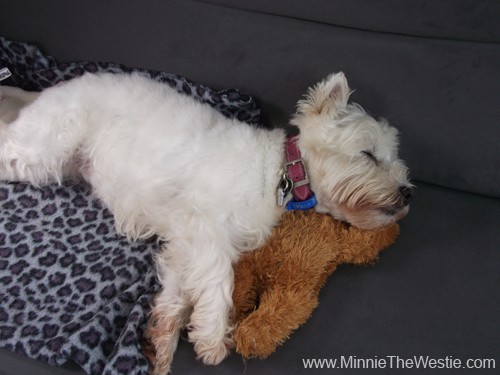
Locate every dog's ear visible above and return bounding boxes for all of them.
[295,72,351,118]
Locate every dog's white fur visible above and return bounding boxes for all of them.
[0,72,411,374]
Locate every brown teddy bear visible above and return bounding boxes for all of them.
[232,209,399,358]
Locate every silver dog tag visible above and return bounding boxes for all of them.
[277,175,293,207]
[277,189,286,207]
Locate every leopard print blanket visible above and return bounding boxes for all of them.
[0,37,262,375]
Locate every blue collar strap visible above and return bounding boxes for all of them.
[286,194,317,211]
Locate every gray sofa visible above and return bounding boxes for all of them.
[1,0,499,374]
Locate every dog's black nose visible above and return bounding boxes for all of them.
[399,185,414,205]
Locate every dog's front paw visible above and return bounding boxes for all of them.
[193,335,233,365]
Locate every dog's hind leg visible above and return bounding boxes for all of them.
[0,98,87,186]
[0,86,39,124]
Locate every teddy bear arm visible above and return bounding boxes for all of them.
[336,223,400,265]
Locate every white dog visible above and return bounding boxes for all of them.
[0,72,411,373]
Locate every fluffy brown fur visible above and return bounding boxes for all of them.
[232,209,399,358]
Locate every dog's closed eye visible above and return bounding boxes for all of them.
[361,150,378,164]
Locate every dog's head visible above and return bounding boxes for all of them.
[291,72,413,229]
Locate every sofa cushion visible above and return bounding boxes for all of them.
[198,0,500,42]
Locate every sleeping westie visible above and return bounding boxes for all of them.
[0,72,412,373]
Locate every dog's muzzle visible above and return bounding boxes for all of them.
[379,185,413,216]
[399,185,414,206]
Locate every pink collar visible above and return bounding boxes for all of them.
[284,135,314,202]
